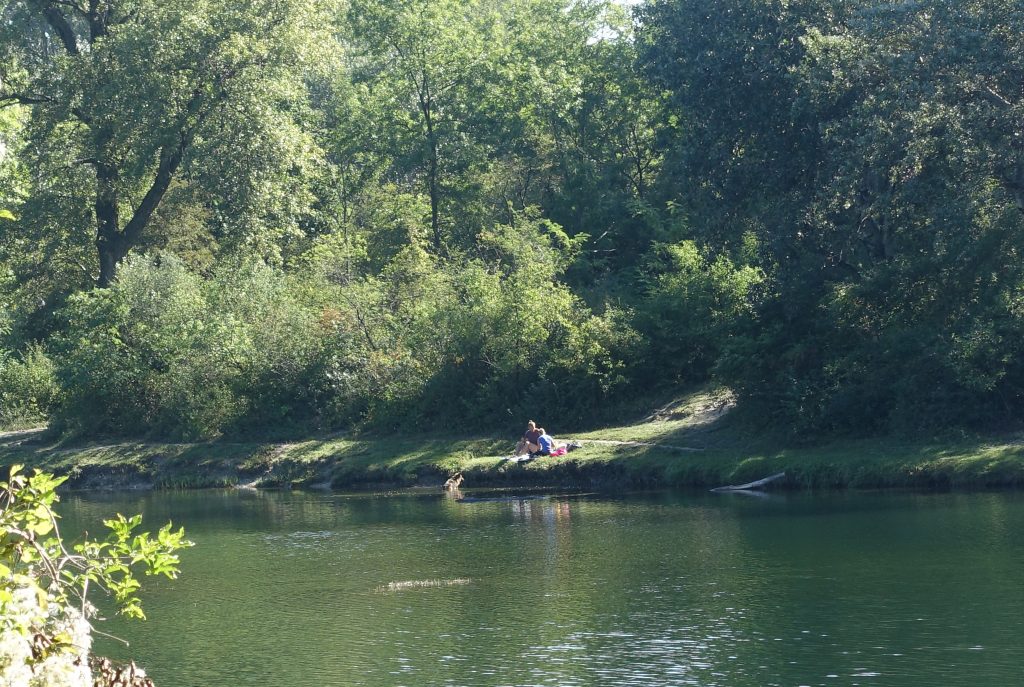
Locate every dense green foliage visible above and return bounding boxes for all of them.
[638,0,1024,434]
[52,218,633,439]
[2,0,1023,439]
[0,343,57,429]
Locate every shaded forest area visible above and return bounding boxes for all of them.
[1,0,1023,441]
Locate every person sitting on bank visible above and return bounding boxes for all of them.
[516,420,543,456]
[532,428,558,457]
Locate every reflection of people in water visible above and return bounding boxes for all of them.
[515,420,543,456]
[511,498,571,521]
[555,501,571,522]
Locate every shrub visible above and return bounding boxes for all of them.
[314,216,638,431]
[53,254,246,439]
[0,466,191,686]
[49,218,640,439]
[0,344,57,430]
[634,240,764,384]
[53,254,330,440]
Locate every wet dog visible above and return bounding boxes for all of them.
[443,472,464,490]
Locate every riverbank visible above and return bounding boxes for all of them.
[2,388,1024,491]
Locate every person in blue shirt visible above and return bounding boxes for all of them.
[534,428,554,456]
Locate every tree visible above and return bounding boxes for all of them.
[640,0,1024,433]
[340,0,608,254]
[0,0,333,287]
[636,0,837,258]
[779,0,1024,430]
[341,0,495,252]
[541,5,669,279]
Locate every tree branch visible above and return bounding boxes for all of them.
[0,92,55,107]
[86,0,109,41]
[36,3,81,56]
[120,84,231,248]
[50,0,88,18]
[970,82,1015,108]
[0,90,91,125]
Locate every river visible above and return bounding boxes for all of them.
[59,488,1024,686]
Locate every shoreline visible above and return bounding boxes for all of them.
[4,391,1024,493]
[4,429,1024,494]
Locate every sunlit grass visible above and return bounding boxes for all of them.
[3,387,1024,490]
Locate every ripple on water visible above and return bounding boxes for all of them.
[62,489,1024,687]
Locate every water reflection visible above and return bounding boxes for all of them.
[57,489,1024,687]
[505,496,574,523]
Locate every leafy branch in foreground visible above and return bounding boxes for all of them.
[0,465,193,686]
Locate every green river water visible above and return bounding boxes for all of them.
[59,489,1024,687]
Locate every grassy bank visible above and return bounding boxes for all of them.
[2,388,1024,491]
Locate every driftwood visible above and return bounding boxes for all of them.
[710,471,786,493]
[376,578,471,593]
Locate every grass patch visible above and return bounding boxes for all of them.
[3,388,1024,491]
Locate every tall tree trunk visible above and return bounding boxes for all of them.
[425,110,441,251]
[28,3,226,287]
[418,73,442,252]
[96,231,127,288]
[94,129,192,286]
[1007,158,1024,212]
[94,131,125,287]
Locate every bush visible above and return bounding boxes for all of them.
[718,260,1024,438]
[311,215,638,431]
[0,466,191,686]
[53,254,244,439]
[207,261,328,437]
[633,240,763,385]
[49,217,640,439]
[52,254,330,440]
[0,344,58,430]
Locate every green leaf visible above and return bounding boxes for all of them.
[28,519,53,536]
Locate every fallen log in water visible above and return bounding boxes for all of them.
[376,579,471,593]
[710,471,786,493]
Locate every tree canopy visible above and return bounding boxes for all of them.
[1,0,331,292]
[2,0,1024,439]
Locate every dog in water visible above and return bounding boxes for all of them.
[443,472,464,491]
